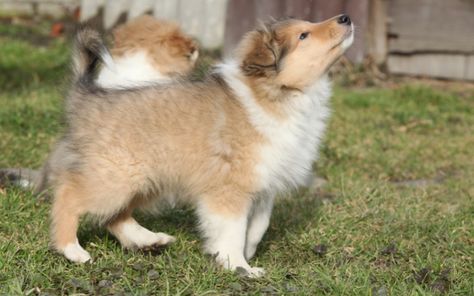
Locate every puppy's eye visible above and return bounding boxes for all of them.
[299,32,309,40]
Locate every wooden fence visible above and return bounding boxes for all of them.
[2,0,474,80]
[223,0,368,62]
[77,0,367,62]
[385,0,474,80]
[80,0,228,49]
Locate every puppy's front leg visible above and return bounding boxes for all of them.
[245,195,274,260]
[197,198,265,277]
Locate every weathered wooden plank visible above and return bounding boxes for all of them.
[388,0,474,52]
[178,0,207,38]
[153,0,179,21]
[284,0,312,20]
[387,54,472,80]
[310,0,345,22]
[128,0,154,19]
[368,0,387,64]
[201,0,228,48]
[345,0,369,63]
[466,55,474,81]
[255,0,284,21]
[223,0,256,55]
[103,0,130,29]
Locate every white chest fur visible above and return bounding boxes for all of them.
[219,62,332,194]
[96,50,170,88]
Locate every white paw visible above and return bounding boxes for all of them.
[133,232,176,249]
[215,255,265,278]
[116,221,175,249]
[236,266,266,278]
[151,232,176,246]
[247,267,266,278]
[63,242,92,263]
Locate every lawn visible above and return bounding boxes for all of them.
[1,20,473,295]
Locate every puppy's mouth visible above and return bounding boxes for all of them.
[330,25,354,51]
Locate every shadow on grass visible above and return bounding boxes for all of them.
[75,190,327,259]
[258,191,326,255]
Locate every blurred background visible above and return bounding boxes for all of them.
[1,0,473,81]
[1,2,473,294]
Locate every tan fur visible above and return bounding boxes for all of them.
[112,15,198,76]
[48,16,352,271]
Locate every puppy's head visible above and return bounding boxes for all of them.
[112,15,199,76]
[238,15,353,89]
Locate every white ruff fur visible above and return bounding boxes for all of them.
[218,61,331,194]
[96,50,170,88]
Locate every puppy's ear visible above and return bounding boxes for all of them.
[238,23,286,77]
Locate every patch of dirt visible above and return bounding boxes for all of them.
[380,243,397,256]
[390,171,449,188]
[430,268,451,294]
[412,267,452,294]
[391,178,444,188]
[414,267,431,285]
[371,243,405,269]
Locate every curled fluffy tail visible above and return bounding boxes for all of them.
[72,28,114,86]
[0,168,39,190]
[0,167,50,198]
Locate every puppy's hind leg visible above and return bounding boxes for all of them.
[107,201,175,250]
[51,182,91,263]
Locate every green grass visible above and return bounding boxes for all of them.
[1,21,473,295]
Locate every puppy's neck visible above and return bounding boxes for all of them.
[217,60,329,120]
[244,76,298,119]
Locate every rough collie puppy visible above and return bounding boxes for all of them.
[96,15,199,88]
[46,15,353,277]
[0,16,198,191]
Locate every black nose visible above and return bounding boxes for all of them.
[337,14,351,25]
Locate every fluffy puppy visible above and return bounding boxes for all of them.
[46,15,353,277]
[96,15,199,88]
[0,16,198,192]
